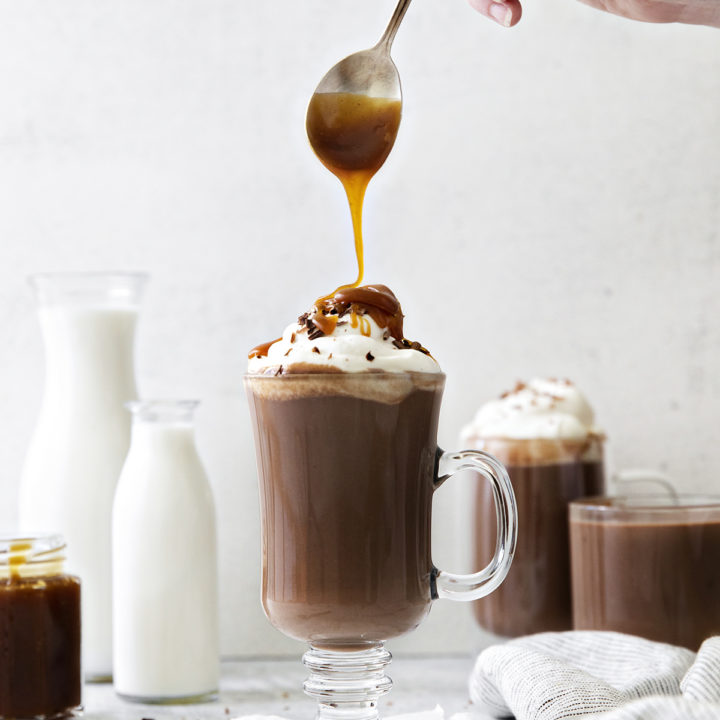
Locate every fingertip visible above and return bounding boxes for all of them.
[507,1,523,26]
[468,0,523,27]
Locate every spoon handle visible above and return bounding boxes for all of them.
[377,0,413,53]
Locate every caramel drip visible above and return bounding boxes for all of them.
[249,337,282,360]
[312,313,338,336]
[306,92,402,301]
[349,310,371,337]
[249,93,403,362]
[336,285,404,340]
[9,541,32,581]
[310,284,404,341]
[360,315,371,337]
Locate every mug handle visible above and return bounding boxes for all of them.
[432,449,517,601]
[613,469,678,501]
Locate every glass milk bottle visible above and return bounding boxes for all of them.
[19,272,147,681]
[112,401,219,703]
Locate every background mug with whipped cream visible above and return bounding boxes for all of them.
[463,378,605,638]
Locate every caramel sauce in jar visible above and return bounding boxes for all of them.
[0,536,81,719]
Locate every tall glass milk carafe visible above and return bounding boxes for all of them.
[19,272,148,681]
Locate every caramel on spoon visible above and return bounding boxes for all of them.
[306,0,413,297]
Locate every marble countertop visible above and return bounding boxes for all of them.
[83,657,477,720]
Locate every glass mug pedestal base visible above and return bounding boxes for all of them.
[303,645,393,720]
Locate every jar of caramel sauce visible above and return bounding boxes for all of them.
[0,535,81,718]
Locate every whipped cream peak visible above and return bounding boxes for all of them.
[247,284,440,375]
[462,378,599,442]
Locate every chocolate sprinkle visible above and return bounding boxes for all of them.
[366,352,375,361]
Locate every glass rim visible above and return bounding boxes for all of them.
[127,399,200,424]
[28,270,149,289]
[0,533,66,563]
[466,432,606,443]
[570,494,720,513]
[29,271,149,307]
[127,399,201,411]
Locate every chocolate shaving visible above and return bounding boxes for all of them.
[390,337,430,356]
[312,346,320,354]
[290,333,296,343]
[284,348,292,357]
[366,352,375,361]
[308,327,324,340]
[328,353,333,359]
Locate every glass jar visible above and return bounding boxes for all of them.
[0,535,81,719]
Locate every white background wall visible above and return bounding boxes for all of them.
[0,0,718,657]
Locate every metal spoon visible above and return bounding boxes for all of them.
[310,0,413,102]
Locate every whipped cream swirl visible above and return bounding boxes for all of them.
[248,285,441,375]
[462,378,599,441]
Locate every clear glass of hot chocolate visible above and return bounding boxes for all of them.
[570,495,720,650]
[462,379,605,638]
[245,286,517,720]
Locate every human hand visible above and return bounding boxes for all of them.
[467,0,720,27]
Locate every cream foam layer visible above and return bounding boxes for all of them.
[248,313,441,375]
[474,436,604,467]
[462,378,600,443]
[245,372,444,405]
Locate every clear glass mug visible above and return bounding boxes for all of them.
[467,434,604,638]
[245,372,517,720]
[570,494,720,651]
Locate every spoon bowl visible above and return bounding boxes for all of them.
[309,0,412,105]
[314,48,402,101]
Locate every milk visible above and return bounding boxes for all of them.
[19,273,146,680]
[112,402,219,701]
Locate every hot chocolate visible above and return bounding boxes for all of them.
[246,371,443,647]
[570,496,720,650]
[463,379,605,637]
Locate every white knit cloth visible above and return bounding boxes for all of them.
[469,632,720,720]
